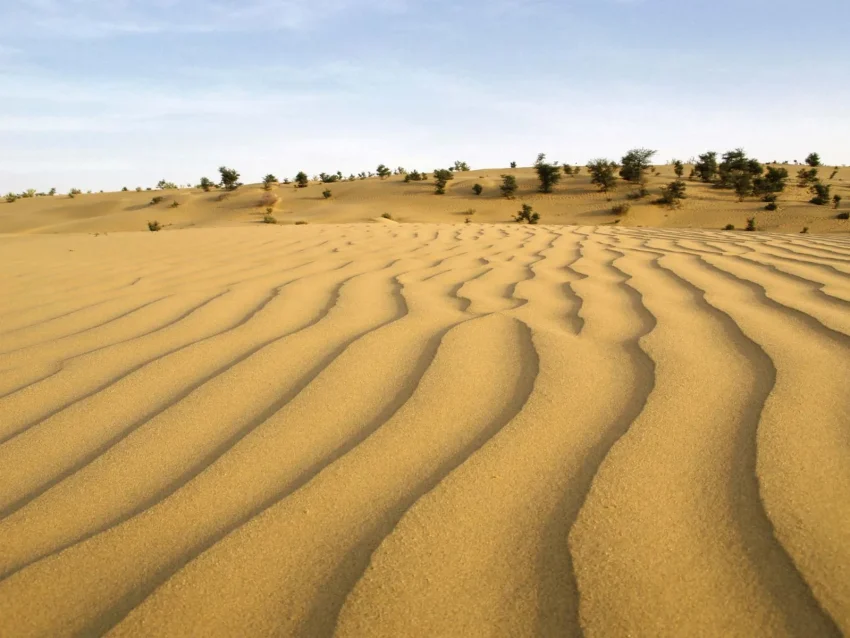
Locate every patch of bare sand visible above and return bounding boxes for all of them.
[0,223,848,637]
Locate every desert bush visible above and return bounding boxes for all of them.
[381,212,393,219]
[829,169,839,180]
[319,172,339,183]
[19,188,35,198]
[514,204,540,224]
[765,202,778,211]
[673,160,685,178]
[657,179,687,207]
[150,196,165,205]
[745,217,757,231]
[510,161,517,168]
[48,187,56,196]
[322,189,332,199]
[500,174,518,198]
[587,159,619,192]
[169,200,180,208]
[433,169,454,195]
[5,192,18,203]
[263,174,278,190]
[694,151,719,182]
[801,227,810,233]
[148,220,162,232]
[295,220,308,225]
[563,165,573,176]
[836,212,850,220]
[573,166,581,176]
[135,187,142,192]
[723,224,735,230]
[732,172,754,200]
[376,164,392,179]
[612,202,631,215]
[797,167,819,188]
[833,194,842,209]
[259,192,279,208]
[753,166,789,196]
[809,182,831,205]
[156,179,177,190]
[69,188,82,196]
[405,170,425,182]
[199,177,214,192]
[219,166,240,191]
[717,149,762,190]
[121,186,128,192]
[453,160,470,172]
[465,217,471,224]
[262,213,277,224]
[805,152,821,167]
[472,183,483,195]
[292,171,308,188]
[535,153,562,193]
[620,148,656,183]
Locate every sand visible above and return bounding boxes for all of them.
[0,221,849,637]
[1,164,849,234]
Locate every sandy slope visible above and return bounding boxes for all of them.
[1,164,849,234]
[0,223,849,637]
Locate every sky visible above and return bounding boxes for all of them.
[1,0,849,193]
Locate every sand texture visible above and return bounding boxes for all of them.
[0,223,849,637]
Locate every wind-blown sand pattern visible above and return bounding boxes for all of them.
[0,223,849,637]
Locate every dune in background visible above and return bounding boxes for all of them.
[2,165,849,235]
[1,222,849,637]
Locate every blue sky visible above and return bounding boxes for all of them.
[2,0,849,192]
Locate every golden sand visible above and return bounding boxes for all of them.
[0,222,848,637]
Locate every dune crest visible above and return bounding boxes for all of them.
[0,223,848,637]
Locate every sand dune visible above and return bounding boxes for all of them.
[1,223,849,637]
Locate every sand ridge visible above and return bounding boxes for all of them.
[0,223,849,637]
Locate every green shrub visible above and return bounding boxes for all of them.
[673,160,685,178]
[433,169,454,194]
[656,180,687,207]
[150,196,165,205]
[381,212,393,219]
[745,217,757,231]
[514,203,540,224]
[837,212,850,220]
[723,224,735,230]
[323,189,332,199]
[500,174,518,198]
[534,153,562,193]
[833,194,842,209]
[797,167,819,188]
[219,166,241,191]
[295,171,309,188]
[295,220,308,225]
[612,202,631,215]
[263,174,278,190]
[148,220,162,232]
[376,164,392,179]
[765,202,778,211]
[619,148,656,183]
[809,182,831,205]
[169,200,180,208]
[48,187,56,196]
[135,187,142,192]
[472,183,483,196]
[587,159,619,192]
[805,152,821,167]
[156,179,177,190]
[5,192,18,203]
[69,188,82,196]
[694,151,719,182]
[199,177,214,192]
[262,214,277,224]
[453,160,470,172]
[121,186,129,192]
[510,161,517,168]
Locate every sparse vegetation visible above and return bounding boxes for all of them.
[322,189,332,199]
[150,196,165,205]
[801,227,809,233]
[534,153,562,193]
[433,169,454,195]
[510,161,517,169]
[121,186,128,192]
[199,177,214,192]
[805,152,821,167]
[612,203,631,216]
[514,203,540,224]
[620,148,656,185]
[694,151,719,182]
[453,160,470,172]
[156,179,178,190]
[404,170,426,182]
[656,180,687,207]
[797,167,819,188]
[745,217,757,231]
[381,212,393,219]
[263,174,278,190]
[219,166,241,191]
[294,172,309,188]
[472,184,483,196]
[148,220,161,232]
[587,159,619,192]
[376,164,392,180]
[295,220,308,225]
[5,192,18,203]
[809,182,831,206]
[69,188,82,196]
[753,166,789,196]
[500,174,518,198]
[723,224,735,230]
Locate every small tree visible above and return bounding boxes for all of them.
[733,172,754,201]
[157,179,177,190]
[753,166,789,196]
[433,169,454,194]
[619,148,656,183]
[121,186,128,192]
[263,174,278,190]
[797,167,819,188]
[472,184,483,196]
[510,161,517,168]
[563,165,574,176]
[322,189,332,199]
[809,182,831,205]
[199,177,214,192]
[587,159,619,192]
[717,149,762,189]
[219,166,240,191]
[834,194,843,209]
[745,217,757,231]
[500,174,518,198]
[377,164,392,179]
[805,152,821,167]
[514,204,540,224]
[5,192,18,203]
[535,153,562,193]
[295,171,309,188]
[694,151,719,182]
[673,160,685,178]
[453,160,470,172]
[148,220,162,232]
[657,179,687,207]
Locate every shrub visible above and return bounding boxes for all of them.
[69,188,82,196]
[381,212,393,219]
[259,192,279,208]
[587,159,619,192]
[797,167,819,188]
[753,166,789,196]
[733,172,754,200]
[694,151,719,182]
[717,149,763,190]
[465,217,471,224]
[48,187,56,196]
[745,217,757,231]
[5,192,18,203]
[801,227,810,233]
[657,179,687,207]
[135,187,142,192]
[833,194,842,209]
[150,196,165,205]
[319,172,339,183]
[514,203,540,224]
[295,220,308,225]
[500,174,518,198]
[464,208,476,216]
[809,182,831,205]
[156,179,177,190]
[563,165,574,176]
[263,174,278,190]
[830,169,839,180]
[612,202,631,215]
[510,161,517,168]
[21,189,37,198]
[199,177,214,192]
[262,213,277,224]
[433,168,454,194]
[836,212,850,220]
[573,166,581,176]
[472,183,483,195]
[619,148,656,183]
[169,200,180,208]
[121,186,128,192]
[673,160,685,178]
[148,220,162,232]
[805,152,821,167]
[376,164,392,179]
[534,153,562,193]
[219,166,240,191]
[322,189,332,199]
[453,160,470,172]
[765,202,778,211]
[405,170,425,182]
[290,171,307,188]
[723,224,735,230]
